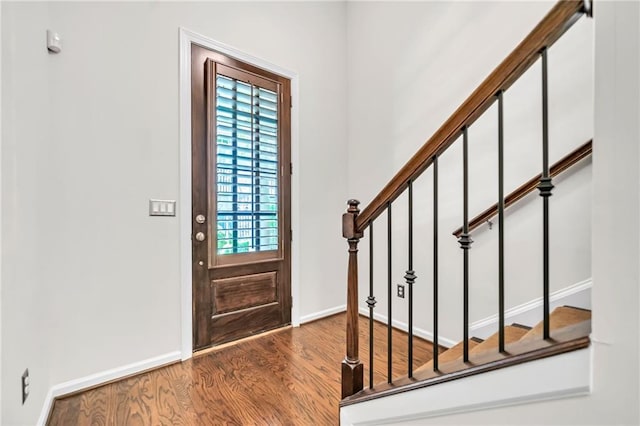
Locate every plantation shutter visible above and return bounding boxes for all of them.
[214,65,280,255]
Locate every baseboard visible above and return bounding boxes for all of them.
[37,351,181,426]
[353,278,591,348]
[300,304,346,324]
[470,278,592,339]
[358,307,457,348]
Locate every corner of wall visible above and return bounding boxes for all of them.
[1,3,55,424]
[0,0,3,421]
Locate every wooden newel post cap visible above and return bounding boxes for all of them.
[347,199,360,214]
[343,199,363,239]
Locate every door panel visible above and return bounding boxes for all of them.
[213,272,277,314]
[191,44,292,350]
[210,302,284,346]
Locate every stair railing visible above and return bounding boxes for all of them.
[341,0,591,399]
[452,139,592,238]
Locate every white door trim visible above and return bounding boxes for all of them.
[179,28,301,360]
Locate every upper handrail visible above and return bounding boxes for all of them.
[452,139,592,238]
[355,0,588,232]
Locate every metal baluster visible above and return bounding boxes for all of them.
[406,180,416,378]
[433,155,439,371]
[458,127,473,363]
[538,48,554,340]
[387,203,393,382]
[498,91,506,353]
[367,224,377,388]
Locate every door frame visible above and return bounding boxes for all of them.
[179,28,300,360]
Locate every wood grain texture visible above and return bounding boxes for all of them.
[453,139,593,237]
[468,325,530,356]
[342,200,364,398]
[415,339,481,374]
[191,43,212,350]
[355,0,586,232]
[359,316,442,390]
[213,272,277,314]
[209,302,283,346]
[520,305,591,341]
[47,313,436,426]
[191,44,293,351]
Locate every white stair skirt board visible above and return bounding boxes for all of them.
[470,278,592,339]
[300,305,346,324]
[37,351,181,426]
[358,307,457,349]
[340,346,591,426]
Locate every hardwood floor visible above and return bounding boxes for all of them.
[48,314,437,425]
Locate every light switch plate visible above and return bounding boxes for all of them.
[149,199,176,216]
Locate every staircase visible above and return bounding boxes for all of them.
[339,0,593,420]
[343,306,591,405]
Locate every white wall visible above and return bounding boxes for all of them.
[2,3,54,424]
[0,0,3,421]
[1,2,348,425]
[350,1,640,424]
[347,1,593,343]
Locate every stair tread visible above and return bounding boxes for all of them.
[511,323,532,330]
[381,307,591,389]
[520,306,591,341]
[468,325,530,356]
[415,339,481,374]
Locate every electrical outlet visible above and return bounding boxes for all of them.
[21,368,29,404]
[397,283,405,298]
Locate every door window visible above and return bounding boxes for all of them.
[215,74,279,255]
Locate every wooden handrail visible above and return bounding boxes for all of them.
[452,139,592,238]
[355,0,586,233]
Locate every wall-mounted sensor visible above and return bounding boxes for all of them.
[47,30,61,53]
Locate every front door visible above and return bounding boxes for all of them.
[191,44,292,350]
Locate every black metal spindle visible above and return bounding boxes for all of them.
[387,203,393,383]
[406,180,416,378]
[458,127,473,363]
[367,224,376,389]
[538,48,554,340]
[433,155,439,371]
[498,91,505,353]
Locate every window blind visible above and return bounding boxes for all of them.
[215,74,279,255]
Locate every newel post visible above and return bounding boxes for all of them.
[342,199,364,398]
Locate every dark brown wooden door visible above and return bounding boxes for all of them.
[191,44,292,350]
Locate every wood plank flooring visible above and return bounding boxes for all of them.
[47,314,437,425]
